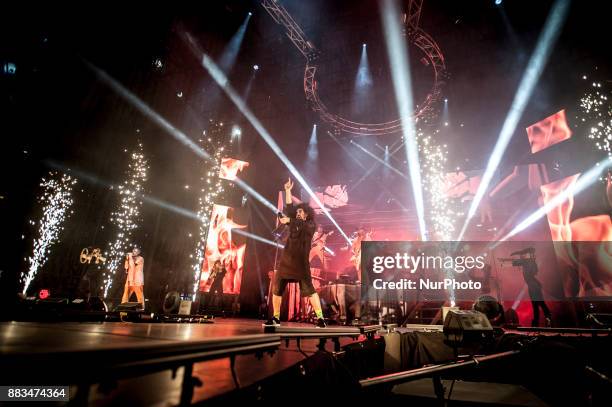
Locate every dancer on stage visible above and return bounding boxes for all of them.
[266,178,326,327]
[208,259,227,295]
[309,225,333,269]
[122,247,145,309]
[203,259,227,310]
[349,227,373,281]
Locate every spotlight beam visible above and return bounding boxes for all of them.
[46,162,283,249]
[248,199,277,234]
[232,177,278,213]
[308,124,318,160]
[85,61,211,161]
[145,196,282,248]
[233,228,284,249]
[457,0,571,241]
[381,0,427,240]
[183,33,351,244]
[85,62,278,214]
[218,13,252,74]
[351,140,408,179]
[497,157,612,243]
[353,43,373,115]
[326,131,367,171]
[375,142,404,166]
[202,12,253,112]
[324,135,409,211]
[351,141,404,192]
[489,190,541,242]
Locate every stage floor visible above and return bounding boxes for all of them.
[0,318,361,404]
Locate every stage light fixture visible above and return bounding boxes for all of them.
[231,125,242,138]
[308,124,318,161]
[3,62,16,75]
[253,64,259,71]
[443,309,494,352]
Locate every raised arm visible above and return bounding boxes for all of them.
[284,177,294,205]
[283,177,297,218]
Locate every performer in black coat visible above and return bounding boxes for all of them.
[266,178,326,327]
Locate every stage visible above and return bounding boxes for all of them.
[0,318,373,404]
[3,0,612,405]
[1,316,611,405]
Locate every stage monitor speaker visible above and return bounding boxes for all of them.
[88,296,108,313]
[163,291,181,314]
[38,297,69,306]
[443,310,493,351]
[114,302,143,312]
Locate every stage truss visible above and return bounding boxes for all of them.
[260,0,447,136]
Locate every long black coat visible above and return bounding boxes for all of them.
[277,203,316,280]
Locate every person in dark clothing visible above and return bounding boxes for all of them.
[266,178,326,328]
[209,260,227,295]
[514,251,552,327]
[204,259,227,310]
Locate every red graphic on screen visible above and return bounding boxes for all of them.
[199,204,247,294]
[219,158,249,181]
[527,109,573,154]
[525,110,612,297]
[308,184,348,214]
[443,171,481,199]
[199,157,249,294]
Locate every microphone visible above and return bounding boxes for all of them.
[272,212,288,240]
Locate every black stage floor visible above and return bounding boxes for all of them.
[0,318,365,404]
[2,318,610,405]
